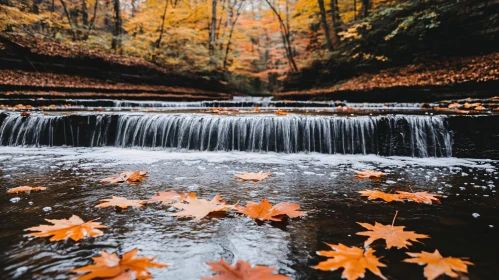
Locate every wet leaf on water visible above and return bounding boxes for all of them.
[447,103,461,109]
[170,193,233,220]
[7,186,46,194]
[100,170,149,184]
[236,199,306,221]
[95,196,146,209]
[314,243,387,280]
[25,215,105,242]
[356,212,429,249]
[148,191,189,205]
[396,191,442,204]
[234,171,271,182]
[358,190,403,203]
[202,259,289,280]
[275,110,289,115]
[403,250,472,280]
[71,248,168,280]
[354,170,385,179]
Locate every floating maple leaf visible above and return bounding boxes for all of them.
[170,193,232,220]
[25,215,105,242]
[148,191,188,205]
[202,259,289,280]
[7,186,47,194]
[236,199,306,221]
[354,170,385,178]
[71,248,168,280]
[356,212,429,249]
[463,102,480,109]
[314,243,387,280]
[396,191,442,204]
[275,110,289,115]
[100,171,149,184]
[404,250,473,280]
[358,190,403,203]
[447,103,461,109]
[95,196,145,209]
[234,171,271,182]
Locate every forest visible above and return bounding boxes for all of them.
[1,0,497,95]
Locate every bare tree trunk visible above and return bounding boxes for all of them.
[317,0,333,51]
[112,0,122,51]
[60,0,76,40]
[360,0,370,18]
[263,0,298,71]
[209,0,218,56]
[223,0,245,69]
[330,0,341,43]
[86,0,99,37]
[155,0,169,49]
[353,0,357,20]
[81,0,88,26]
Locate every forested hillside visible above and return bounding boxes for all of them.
[0,0,498,96]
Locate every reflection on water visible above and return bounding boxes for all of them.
[0,147,498,279]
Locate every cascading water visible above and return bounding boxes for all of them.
[0,113,452,157]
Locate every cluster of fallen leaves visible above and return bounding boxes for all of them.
[11,169,300,279]
[314,212,473,280]
[276,52,499,98]
[8,168,473,280]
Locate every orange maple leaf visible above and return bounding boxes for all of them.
[71,248,168,280]
[148,191,188,205]
[236,199,306,221]
[95,196,145,209]
[314,243,387,280]
[358,190,403,202]
[356,212,429,249]
[25,215,105,242]
[447,103,461,109]
[8,186,47,194]
[275,110,289,115]
[234,171,271,182]
[404,250,473,280]
[354,170,385,178]
[202,259,289,280]
[170,193,232,220]
[101,171,149,184]
[396,191,442,204]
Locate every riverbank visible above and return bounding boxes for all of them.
[275,52,499,102]
[0,34,232,101]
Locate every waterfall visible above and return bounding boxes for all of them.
[0,113,452,157]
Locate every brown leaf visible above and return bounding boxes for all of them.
[236,199,306,221]
[354,170,385,179]
[202,259,289,280]
[396,191,442,204]
[358,190,403,203]
[275,110,289,115]
[314,243,387,280]
[148,191,188,205]
[95,196,145,209]
[101,171,149,184]
[71,248,168,280]
[8,186,47,194]
[234,171,271,182]
[447,103,461,109]
[356,212,429,249]
[25,215,105,242]
[170,193,232,220]
[404,250,473,280]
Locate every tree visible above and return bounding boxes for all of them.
[210,0,218,56]
[317,0,333,51]
[263,0,298,71]
[112,0,122,51]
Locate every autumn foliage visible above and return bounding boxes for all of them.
[25,215,105,242]
[202,259,289,280]
[71,248,168,280]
